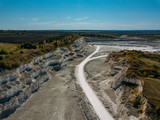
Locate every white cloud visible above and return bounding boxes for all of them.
[31,18,39,22]
[27,21,160,30]
[31,21,56,26]
[56,22,160,30]
[75,17,89,21]
[66,17,71,19]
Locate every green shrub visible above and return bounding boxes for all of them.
[148,75,154,78]
[10,51,14,55]
[132,97,141,108]
[132,72,136,77]
[143,71,147,76]
[155,106,160,111]
[46,39,53,43]
[0,61,7,69]
[5,55,10,58]
[6,63,12,70]
[39,44,44,49]
[64,40,68,45]
[53,42,58,47]
[0,56,3,60]
[0,49,9,54]
[20,50,24,54]
[11,62,19,68]
[20,42,37,49]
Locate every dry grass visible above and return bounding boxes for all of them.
[143,78,160,106]
[0,43,18,51]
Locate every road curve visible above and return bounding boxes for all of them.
[75,46,114,120]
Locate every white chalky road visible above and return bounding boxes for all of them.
[75,46,114,120]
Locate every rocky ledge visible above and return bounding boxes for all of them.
[85,53,149,120]
[102,54,156,120]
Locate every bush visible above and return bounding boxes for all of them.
[53,42,58,47]
[5,55,10,58]
[0,61,7,69]
[0,49,9,54]
[132,72,136,77]
[20,50,24,54]
[132,97,141,108]
[6,63,12,70]
[155,106,160,111]
[10,51,14,55]
[46,39,53,43]
[11,62,19,68]
[148,75,154,78]
[64,40,68,45]
[0,56,3,60]
[39,44,44,49]
[20,42,37,49]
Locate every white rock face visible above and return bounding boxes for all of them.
[0,37,89,119]
[129,116,138,120]
[112,77,141,90]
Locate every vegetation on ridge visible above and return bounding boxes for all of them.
[110,50,160,108]
[0,33,80,70]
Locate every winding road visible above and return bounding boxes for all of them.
[75,46,114,120]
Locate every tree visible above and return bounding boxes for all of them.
[0,56,3,60]
[20,42,37,49]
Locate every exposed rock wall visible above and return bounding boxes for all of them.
[0,38,88,119]
[104,57,146,120]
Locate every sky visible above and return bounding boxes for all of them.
[0,0,160,30]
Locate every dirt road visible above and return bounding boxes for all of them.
[75,46,114,120]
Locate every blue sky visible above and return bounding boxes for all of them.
[0,0,160,30]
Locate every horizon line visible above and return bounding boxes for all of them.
[0,29,160,31]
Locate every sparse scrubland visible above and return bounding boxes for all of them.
[0,32,81,70]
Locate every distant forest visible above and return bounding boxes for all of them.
[0,30,160,44]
